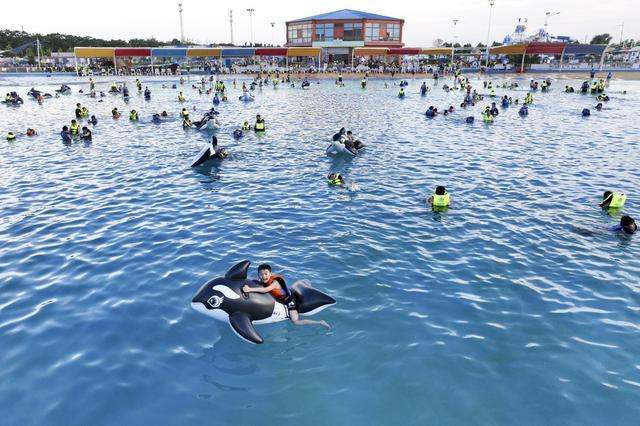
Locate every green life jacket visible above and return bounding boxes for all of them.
[432,193,450,207]
[604,192,626,209]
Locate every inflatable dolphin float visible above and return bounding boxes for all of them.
[191,260,336,344]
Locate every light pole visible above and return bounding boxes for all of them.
[617,23,624,48]
[544,11,560,41]
[452,19,458,67]
[246,9,255,46]
[270,22,275,46]
[178,3,185,43]
[485,0,495,69]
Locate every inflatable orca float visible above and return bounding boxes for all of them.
[55,85,71,94]
[326,138,365,157]
[239,93,254,102]
[191,260,336,344]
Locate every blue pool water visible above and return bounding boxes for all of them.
[1,74,640,425]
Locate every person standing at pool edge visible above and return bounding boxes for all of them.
[242,264,330,329]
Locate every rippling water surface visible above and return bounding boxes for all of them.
[1,74,640,425]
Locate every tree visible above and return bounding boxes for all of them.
[433,38,444,48]
[590,33,612,45]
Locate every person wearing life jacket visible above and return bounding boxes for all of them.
[112,107,121,119]
[327,172,345,186]
[75,103,83,118]
[178,92,186,102]
[181,108,190,119]
[590,81,598,93]
[600,191,626,210]
[5,93,13,102]
[242,264,330,329]
[398,87,405,98]
[489,89,496,97]
[136,79,142,91]
[69,119,80,135]
[60,126,71,142]
[129,110,138,121]
[337,73,343,83]
[361,77,367,89]
[610,215,636,235]
[81,106,89,117]
[427,186,452,209]
[6,131,16,140]
[524,93,533,105]
[483,109,494,123]
[254,114,265,132]
[541,80,548,92]
[597,80,605,92]
[242,121,251,131]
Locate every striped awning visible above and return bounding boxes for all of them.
[525,42,565,55]
[420,48,453,55]
[221,48,255,57]
[387,48,421,55]
[187,48,221,57]
[353,48,389,56]
[255,48,289,56]
[115,48,151,57]
[562,44,608,55]
[74,47,115,58]
[287,47,321,57]
[151,48,187,57]
[490,44,528,55]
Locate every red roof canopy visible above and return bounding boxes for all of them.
[115,48,152,57]
[386,48,421,55]
[525,42,565,55]
[254,48,288,56]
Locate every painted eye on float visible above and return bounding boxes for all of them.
[207,295,223,308]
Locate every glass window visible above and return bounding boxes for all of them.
[343,23,362,41]
[287,23,313,44]
[365,23,380,42]
[315,23,334,42]
[386,23,400,41]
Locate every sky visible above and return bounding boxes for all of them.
[5,0,639,47]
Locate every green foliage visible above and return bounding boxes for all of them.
[590,33,612,45]
[0,29,179,57]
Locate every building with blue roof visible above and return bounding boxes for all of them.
[285,9,404,62]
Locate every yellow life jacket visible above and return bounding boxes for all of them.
[129,112,138,121]
[81,107,89,116]
[242,123,250,130]
[605,192,626,208]
[484,114,493,123]
[178,95,185,102]
[4,94,11,101]
[328,174,342,185]
[255,120,265,131]
[181,110,189,118]
[432,193,450,207]
[6,133,16,140]
[70,123,79,134]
